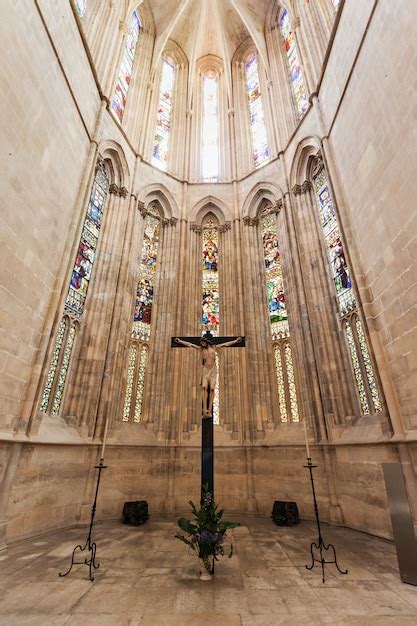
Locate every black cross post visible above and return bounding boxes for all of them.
[171,331,245,500]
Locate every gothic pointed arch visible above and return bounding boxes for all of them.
[242,182,284,220]
[138,183,180,220]
[190,196,231,226]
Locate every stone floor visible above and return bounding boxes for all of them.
[0,517,417,625]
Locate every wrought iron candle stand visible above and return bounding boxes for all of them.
[59,458,107,582]
[305,457,348,583]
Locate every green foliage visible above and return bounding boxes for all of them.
[175,485,241,573]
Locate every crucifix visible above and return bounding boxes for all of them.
[171,331,245,500]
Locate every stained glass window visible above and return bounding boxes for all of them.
[202,218,220,424]
[261,209,299,422]
[131,212,161,341]
[355,317,382,412]
[122,345,137,421]
[152,59,175,171]
[65,165,109,318]
[74,0,87,19]
[51,324,76,416]
[313,168,355,316]
[202,75,219,182]
[261,212,290,341]
[40,160,109,416]
[244,53,269,168]
[279,9,308,117]
[40,318,67,413]
[111,11,141,124]
[312,161,383,415]
[345,320,369,415]
[202,219,220,336]
[123,206,161,423]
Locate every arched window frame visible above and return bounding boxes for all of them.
[40,158,111,416]
[258,203,300,424]
[122,203,162,423]
[151,56,176,171]
[278,6,309,119]
[111,8,142,124]
[310,156,383,416]
[201,72,220,182]
[243,50,270,169]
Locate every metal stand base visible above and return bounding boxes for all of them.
[59,459,106,582]
[305,457,348,583]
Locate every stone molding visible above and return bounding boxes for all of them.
[292,181,312,195]
[109,183,128,197]
[219,221,231,233]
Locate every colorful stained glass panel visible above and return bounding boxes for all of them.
[202,220,220,335]
[313,167,355,316]
[355,317,382,412]
[152,59,175,171]
[51,324,76,416]
[132,213,160,341]
[274,347,288,422]
[111,11,141,123]
[345,320,370,415]
[244,53,269,168]
[40,318,66,413]
[261,212,290,340]
[279,9,308,117]
[65,166,109,318]
[122,345,137,421]
[202,75,219,182]
[134,347,148,422]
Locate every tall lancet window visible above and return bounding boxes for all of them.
[123,204,161,422]
[74,1,87,19]
[244,53,269,168]
[40,161,109,415]
[202,216,220,423]
[261,207,300,423]
[111,10,141,124]
[279,9,308,117]
[152,59,176,170]
[202,74,219,182]
[312,159,383,415]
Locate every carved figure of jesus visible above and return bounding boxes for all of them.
[174,336,242,417]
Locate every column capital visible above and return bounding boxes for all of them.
[243,216,258,227]
[219,221,231,233]
[109,183,129,197]
[190,222,202,233]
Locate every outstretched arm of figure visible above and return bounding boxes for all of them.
[216,337,243,349]
[174,337,200,350]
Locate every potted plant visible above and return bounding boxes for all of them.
[175,486,241,579]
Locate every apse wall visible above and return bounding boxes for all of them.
[1,0,417,547]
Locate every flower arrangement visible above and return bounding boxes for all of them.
[175,486,241,576]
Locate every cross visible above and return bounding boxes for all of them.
[171,331,245,500]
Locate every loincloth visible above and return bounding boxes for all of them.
[201,364,217,388]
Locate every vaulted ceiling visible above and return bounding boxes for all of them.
[145,0,276,99]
